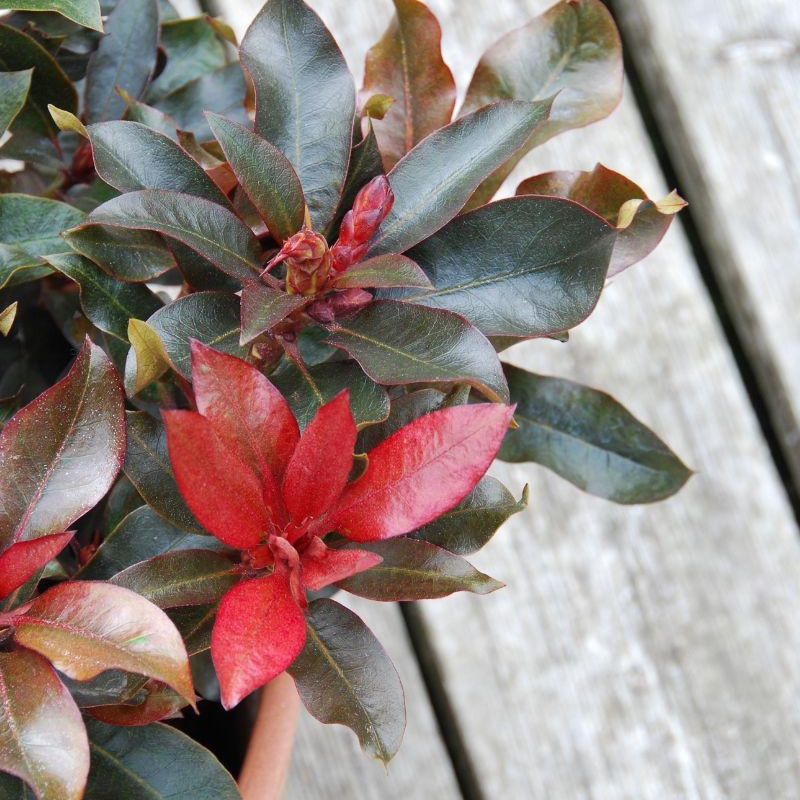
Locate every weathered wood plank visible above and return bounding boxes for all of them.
[610,0,800,490]
[214,1,800,797]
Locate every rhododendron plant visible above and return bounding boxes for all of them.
[0,0,690,796]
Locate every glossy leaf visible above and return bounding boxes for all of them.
[169,604,216,656]
[14,581,195,703]
[499,364,692,503]
[239,281,308,345]
[190,341,299,480]
[138,292,246,379]
[0,194,83,289]
[333,254,432,290]
[125,97,179,138]
[147,16,228,103]
[212,573,307,709]
[411,475,528,555]
[517,164,686,277]
[206,113,305,243]
[462,0,623,207]
[388,196,616,336]
[329,402,512,541]
[326,300,509,402]
[357,387,443,452]
[272,360,390,430]
[110,550,237,609]
[85,0,159,123]
[0,339,125,551]
[84,720,241,800]
[64,225,177,282]
[2,0,102,30]
[0,649,89,800]
[86,120,229,203]
[80,505,214,580]
[127,318,172,393]
[163,410,271,549]
[0,70,32,136]
[284,392,356,522]
[82,190,261,282]
[0,532,73,599]
[289,598,404,763]
[87,681,185,726]
[337,537,502,600]
[361,0,455,169]
[240,0,355,229]
[47,252,162,342]
[59,670,147,710]
[154,63,248,142]
[123,411,207,535]
[366,100,551,256]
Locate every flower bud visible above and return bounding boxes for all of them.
[271,229,332,296]
[331,175,394,271]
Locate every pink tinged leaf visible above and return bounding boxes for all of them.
[12,582,195,706]
[0,337,125,551]
[190,341,299,481]
[0,532,74,600]
[300,538,383,591]
[282,391,357,528]
[0,648,90,800]
[163,410,273,549]
[211,574,306,710]
[239,281,309,345]
[87,681,185,726]
[329,403,514,541]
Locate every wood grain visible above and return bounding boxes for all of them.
[611,0,800,489]
[215,1,800,797]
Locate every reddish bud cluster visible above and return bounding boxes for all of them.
[331,174,394,271]
[270,229,332,296]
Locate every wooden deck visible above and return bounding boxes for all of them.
[211,0,800,797]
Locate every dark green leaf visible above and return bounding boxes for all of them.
[240,0,355,229]
[125,98,179,138]
[0,194,83,289]
[461,0,623,207]
[47,252,162,341]
[64,225,177,282]
[110,549,237,609]
[136,291,245,378]
[326,300,509,402]
[85,0,159,123]
[500,364,692,503]
[337,537,502,600]
[123,411,208,535]
[1,0,102,31]
[169,604,216,656]
[325,125,383,238]
[0,70,32,135]
[60,670,148,708]
[387,195,616,336]
[239,281,307,344]
[147,16,228,103]
[206,113,305,243]
[82,190,261,281]
[102,474,143,533]
[0,339,125,551]
[80,505,215,580]
[357,388,443,452]
[84,720,241,800]
[517,164,686,277]
[0,772,34,799]
[0,649,89,800]
[272,359,390,430]
[367,100,551,256]
[86,120,229,203]
[289,599,405,763]
[411,475,527,554]
[154,62,247,141]
[362,0,455,169]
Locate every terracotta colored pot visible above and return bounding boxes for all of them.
[238,673,301,800]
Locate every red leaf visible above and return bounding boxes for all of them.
[328,404,513,541]
[0,532,74,600]
[164,410,274,549]
[301,539,382,591]
[282,391,356,528]
[190,341,299,481]
[212,574,306,709]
